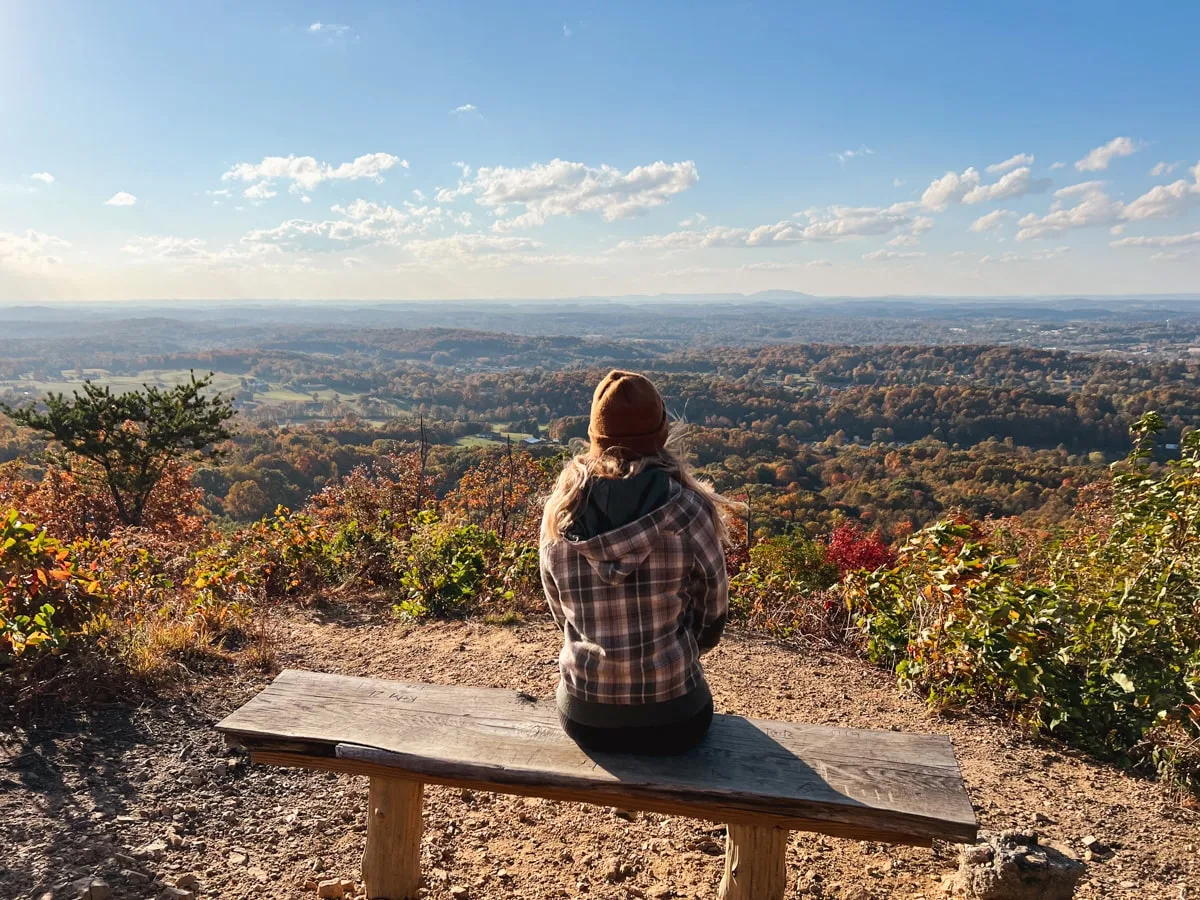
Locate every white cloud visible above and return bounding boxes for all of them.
[986,153,1034,175]
[1016,182,1122,240]
[342,257,365,268]
[807,259,832,268]
[979,246,1069,264]
[0,230,70,272]
[639,203,916,253]
[308,22,352,36]
[244,182,277,200]
[121,235,279,267]
[1050,161,1066,170]
[448,158,699,231]
[300,195,312,204]
[221,152,404,194]
[969,209,1015,232]
[1110,224,1125,236]
[1111,230,1200,249]
[962,167,1052,204]
[30,172,55,184]
[242,199,448,253]
[104,191,137,207]
[206,188,231,198]
[1075,136,1144,172]
[679,213,707,227]
[452,103,478,115]
[921,164,1049,211]
[1150,248,1200,262]
[412,189,426,202]
[863,249,924,261]
[893,178,905,187]
[1121,162,1200,221]
[615,226,767,251]
[921,168,980,211]
[242,218,380,253]
[406,233,543,263]
[1150,161,1183,177]
[834,145,874,165]
[617,204,914,252]
[796,202,917,239]
[562,23,573,38]
[886,233,920,246]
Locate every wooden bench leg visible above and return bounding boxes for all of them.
[718,823,788,900]
[362,776,423,900]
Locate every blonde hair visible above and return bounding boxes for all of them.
[540,423,744,546]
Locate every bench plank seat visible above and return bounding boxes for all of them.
[217,669,977,848]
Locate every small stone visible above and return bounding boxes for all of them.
[133,838,168,861]
[68,878,111,900]
[450,887,469,899]
[317,879,345,898]
[213,760,229,777]
[339,878,356,893]
[159,889,194,900]
[228,849,248,865]
[119,869,150,884]
[247,866,269,884]
[604,857,626,883]
[173,873,199,891]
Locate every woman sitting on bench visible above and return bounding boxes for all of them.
[539,370,740,754]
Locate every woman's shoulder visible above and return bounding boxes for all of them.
[667,483,716,528]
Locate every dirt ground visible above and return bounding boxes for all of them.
[3,608,1196,900]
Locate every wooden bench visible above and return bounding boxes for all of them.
[216,669,977,899]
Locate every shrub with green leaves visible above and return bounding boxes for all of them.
[846,413,1200,791]
[729,531,844,640]
[396,513,501,619]
[1,509,105,659]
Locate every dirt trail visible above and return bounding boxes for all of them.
[3,610,1196,899]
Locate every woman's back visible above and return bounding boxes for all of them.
[538,369,736,754]
[540,472,726,708]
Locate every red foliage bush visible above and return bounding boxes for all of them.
[825,522,895,575]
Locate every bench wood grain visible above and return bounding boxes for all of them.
[216,669,977,899]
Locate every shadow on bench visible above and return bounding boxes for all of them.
[217,669,977,899]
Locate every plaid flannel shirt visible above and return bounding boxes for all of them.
[540,482,729,705]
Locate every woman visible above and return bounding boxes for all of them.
[539,370,740,754]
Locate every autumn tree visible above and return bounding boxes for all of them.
[443,445,553,543]
[4,373,234,527]
[224,479,270,521]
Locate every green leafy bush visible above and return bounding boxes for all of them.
[396,513,500,619]
[846,414,1200,791]
[729,532,845,640]
[1,509,104,659]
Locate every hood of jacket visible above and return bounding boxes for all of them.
[566,472,691,585]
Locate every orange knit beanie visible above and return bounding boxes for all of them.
[587,370,669,458]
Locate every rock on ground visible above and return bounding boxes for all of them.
[946,830,1086,899]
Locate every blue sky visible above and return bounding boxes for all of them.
[4,0,1200,300]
